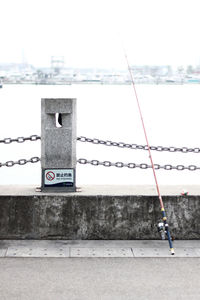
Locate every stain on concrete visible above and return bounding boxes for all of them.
[0,194,200,239]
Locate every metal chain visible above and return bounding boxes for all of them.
[0,135,41,144]
[1,156,200,171]
[77,136,200,154]
[0,157,41,168]
[1,134,200,154]
[77,158,200,171]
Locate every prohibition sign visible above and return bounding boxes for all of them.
[46,171,55,181]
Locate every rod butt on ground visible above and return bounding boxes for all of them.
[165,225,175,255]
[170,248,175,255]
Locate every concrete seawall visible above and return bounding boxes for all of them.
[0,185,200,240]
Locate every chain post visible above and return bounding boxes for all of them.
[41,98,77,192]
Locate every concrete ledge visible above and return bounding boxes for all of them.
[2,184,200,195]
[1,240,200,257]
[0,185,200,240]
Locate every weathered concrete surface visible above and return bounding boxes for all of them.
[41,98,77,169]
[41,98,76,192]
[0,185,200,240]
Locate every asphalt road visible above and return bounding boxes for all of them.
[0,258,200,300]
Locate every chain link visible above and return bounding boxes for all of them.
[77,136,200,154]
[77,158,200,171]
[1,155,200,171]
[0,135,41,144]
[1,134,200,171]
[1,134,200,154]
[0,157,41,168]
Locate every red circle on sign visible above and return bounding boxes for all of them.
[46,171,55,181]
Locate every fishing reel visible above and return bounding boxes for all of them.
[157,222,166,240]
[157,222,175,242]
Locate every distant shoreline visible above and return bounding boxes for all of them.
[2,81,200,86]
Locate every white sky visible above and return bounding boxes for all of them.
[0,0,200,68]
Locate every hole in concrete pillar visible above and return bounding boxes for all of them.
[55,113,62,127]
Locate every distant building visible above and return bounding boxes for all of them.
[51,56,65,74]
[130,65,172,77]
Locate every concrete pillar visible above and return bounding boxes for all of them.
[41,98,76,192]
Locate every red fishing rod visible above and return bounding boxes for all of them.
[124,52,175,255]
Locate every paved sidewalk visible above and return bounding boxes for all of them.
[0,256,200,300]
[1,240,200,257]
[1,240,200,299]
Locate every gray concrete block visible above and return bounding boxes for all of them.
[41,98,76,192]
[132,247,199,257]
[70,247,133,257]
[0,185,200,240]
[0,195,197,239]
[44,129,75,167]
[6,246,69,257]
[44,98,74,114]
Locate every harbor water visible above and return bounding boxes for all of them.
[1,83,200,186]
